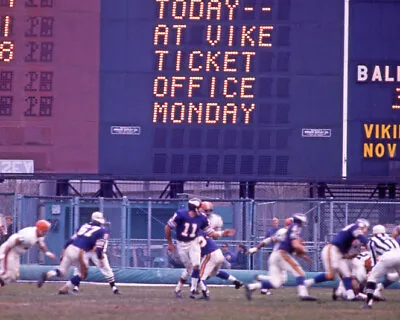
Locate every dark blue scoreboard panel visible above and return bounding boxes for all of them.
[99,0,344,181]
[99,0,400,181]
[348,0,400,179]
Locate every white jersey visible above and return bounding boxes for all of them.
[273,228,287,251]
[2,227,44,254]
[208,213,223,231]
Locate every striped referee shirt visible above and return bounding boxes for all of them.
[368,233,400,266]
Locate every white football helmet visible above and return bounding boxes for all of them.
[91,211,105,224]
[292,213,307,225]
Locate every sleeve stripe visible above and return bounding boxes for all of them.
[168,220,177,228]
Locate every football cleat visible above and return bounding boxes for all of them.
[37,272,47,288]
[361,304,372,309]
[199,290,210,301]
[373,295,386,302]
[113,288,121,295]
[245,285,253,301]
[233,280,244,289]
[175,290,182,299]
[300,296,317,301]
[72,286,79,294]
[332,288,338,301]
[189,290,197,299]
[58,290,69,295]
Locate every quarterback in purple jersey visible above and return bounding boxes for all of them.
[304,219,369,300]
[37,211,108,294]
[165,198,235,298]
[245,214,316,301]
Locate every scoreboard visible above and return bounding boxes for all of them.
[1,0,400,182]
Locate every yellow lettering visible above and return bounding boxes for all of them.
[153,76,168,97]
[241,103,256,124]
[364,124,374,139]
[206,51,221,71]
[170,102,185,123]
[223,103,238,124]
[381,125,390,139]
[188,102,203,123]
[172,0,187,20]
[153,102,168,123]
[205,103,220,123]
[241,26,256,46]
[388,143,397,158]
[171,76,186,97]
[223,51,238,72]
[206,25,222,46]
[207,0,222,20]
[363,143,373,158]
[258,26,273,47]
[188,76,203,97]
[156,0,169,19]
[154,24,169,45]
[173,25,187,45]
[375,143,385,157]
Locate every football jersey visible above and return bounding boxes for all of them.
[273,227,287,251]
[168,209,212,242]
[4,226,45,254]
[278,223,302,254]
[198,231,219,257]
[331,223,369,254]
[72,223,107,252]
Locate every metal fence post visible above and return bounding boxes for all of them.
[329,201,334,241]
[73,197,80,233]
[313,202,321,271]
[16,194,23,232]
[12,193,18,234]
[345,202,349,226]
[147,198,152,267]
[99,197,105,214]
[121,196,128,268]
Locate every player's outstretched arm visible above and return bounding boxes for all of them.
[248,237,274,255]
[209,228,236,240]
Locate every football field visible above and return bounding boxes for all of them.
[1,283,400,320]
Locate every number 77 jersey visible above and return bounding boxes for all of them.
[168,209,212,242]
[72,223,107,252]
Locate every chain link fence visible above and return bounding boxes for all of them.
[2,193,400,272]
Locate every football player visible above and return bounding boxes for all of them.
[37,211,108,294]
[0,220,55,286]
[195,201,240,299]
[68,221,120,295]
[165,198,234,298]
[245,214,316,301]
[304,219,370,300]
[248,217,293,295]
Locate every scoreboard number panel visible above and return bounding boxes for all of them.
[0,0,100,173]
[99,0,344,180]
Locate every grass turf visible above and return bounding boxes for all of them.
[0,283,399,320]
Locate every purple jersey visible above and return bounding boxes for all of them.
[278,223,302,254]
[198,231,219,257]
[331,223,369,254]
[72,223,107,252]
[168,209,212,242]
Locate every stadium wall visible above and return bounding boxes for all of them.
[19,265,400,289]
